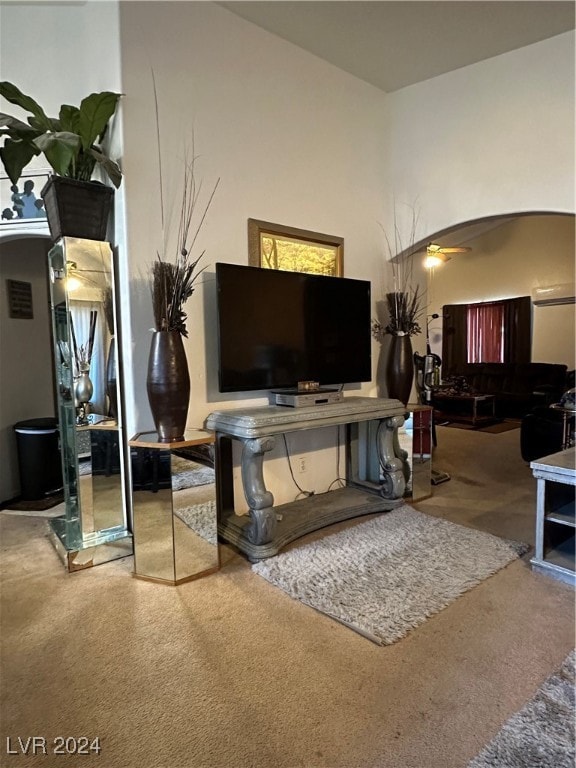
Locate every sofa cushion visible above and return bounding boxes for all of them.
[511,363,568,395]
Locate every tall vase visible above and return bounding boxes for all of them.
[385,332,414,405]
[146,330,190,443]
[75,365,93,425]
[106,337,118,420]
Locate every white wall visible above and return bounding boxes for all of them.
[119,1,392,505]
[0,237,55,502]
[426,214,575,370]
[385,32,575,242]
[0,2,122,110]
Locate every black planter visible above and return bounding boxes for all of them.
[41,176,114,242]
[146,330,190,443]
[385,333,414,405]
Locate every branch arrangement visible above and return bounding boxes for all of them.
[70,311,97,372]
[373,205,424,339]
[149,70,220,337]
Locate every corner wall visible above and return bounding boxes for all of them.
[385,31,575,241]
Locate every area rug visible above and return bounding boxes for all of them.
[174,500,218,545]
[252,505,529,645]
[468,649,575,767]
[171,457,215,491]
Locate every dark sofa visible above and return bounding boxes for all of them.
[443,362,568,418]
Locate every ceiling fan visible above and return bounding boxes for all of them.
[419,243,472,267]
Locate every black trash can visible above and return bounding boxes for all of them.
[13,417,63,500]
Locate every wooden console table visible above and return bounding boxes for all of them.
[205,397,408,561]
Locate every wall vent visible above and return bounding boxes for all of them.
[531,283,575,306]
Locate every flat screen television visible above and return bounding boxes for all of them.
[216,262,372,393]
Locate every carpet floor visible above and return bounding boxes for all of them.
[468,649,575,767]
[0,426,574,768]
[252,505,528,645]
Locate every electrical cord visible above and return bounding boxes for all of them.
[282,434,315,498]
[284,425,348,497]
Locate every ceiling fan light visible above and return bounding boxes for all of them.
[424,254,446,269]
[66,275,82,292]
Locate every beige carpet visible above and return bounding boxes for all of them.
[1,426,574,768]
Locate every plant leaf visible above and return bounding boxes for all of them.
[34,132,80,176]
[0,137,40,184]
[59,104,80,134]
[0,81,52,131]
[89,146,122,188]
[78,91,121,150]
[0,112,38,134]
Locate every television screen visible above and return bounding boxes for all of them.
[216,263,372,393]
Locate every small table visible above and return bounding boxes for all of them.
[549,404,575,450]
[530,447,575,587]
[433,392,496,426]
[129,429,219,585]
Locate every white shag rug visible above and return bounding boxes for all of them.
[468,649,575,768]
[174,500,218,545]
[171,457,215,491]
[252,505,529,645]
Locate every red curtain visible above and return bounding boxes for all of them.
[467,303,505,363]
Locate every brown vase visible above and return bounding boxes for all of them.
[146,330,190,443]
[385,333,414,405]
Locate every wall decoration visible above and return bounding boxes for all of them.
[0,171,49,224]
[6,279,33,319]
[248,218,343,276]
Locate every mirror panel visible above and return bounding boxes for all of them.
[130,431,218,585]
[48,237,130,564]
[399,406,432,502]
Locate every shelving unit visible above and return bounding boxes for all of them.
[530,447,575,587]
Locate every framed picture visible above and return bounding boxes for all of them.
[248,218,343,276]
[0,171,50,225]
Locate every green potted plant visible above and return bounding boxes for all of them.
[0,81,122,241]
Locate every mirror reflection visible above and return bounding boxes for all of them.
[48,238,128,557]
[398,406,432,502]
[131,433,218,584]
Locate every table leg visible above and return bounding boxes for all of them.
[377,414,407,499]
[240,436,277,545]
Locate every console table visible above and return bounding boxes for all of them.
[205,396,408,561]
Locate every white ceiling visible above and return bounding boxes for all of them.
[219,1,575,93]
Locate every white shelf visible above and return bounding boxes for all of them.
[546,502,576,528]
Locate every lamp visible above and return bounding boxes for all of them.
[66,261,82,292]
[422,243,471,269]
[424,252,449,269]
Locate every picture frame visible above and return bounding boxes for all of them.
[1,171,50,225]
[248,218,343,276]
